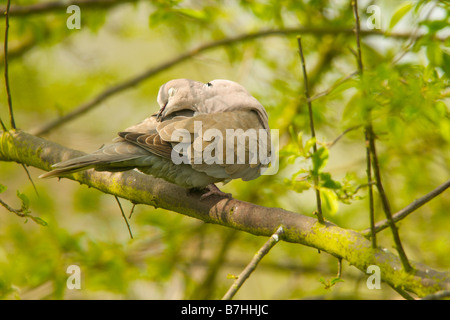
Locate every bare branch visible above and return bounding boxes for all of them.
[222,226,284,300]
[4,0,16,129]
[0,194,47,226]
[115,195,133,239]
[21,163,39,197]
[0,117,6,132]
[336,257,342,279]
[388,283,415,300]
[353,0,411,272]
[362,179,450,236]
[352,1,363,73]
[0,197,24,216]
[308,71,358,102]
[368,126,413,272]
[352,0,376,249]
[297,36,324,224]
[364,128,376,248]
[327,124,362,148]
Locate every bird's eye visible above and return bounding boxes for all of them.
[168,87,176,97]
[206,82,213,87]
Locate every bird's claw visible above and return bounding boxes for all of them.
[199,184,232,200]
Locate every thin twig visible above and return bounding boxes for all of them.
[362,179,450,236]
[0,197,47,226]
[336,257,342,279]
[327,124,362,148]
[352,182,376,195]
[4,2,38,196]
[222,226,284,300]
[308,70,358,102]
[0,197,24,216]
[353,2,411,272]
[368,126,412,272]
[365,128,376,248]
[114,196,133,239]
[21,164,39,197]
[297,36,324,224]
[4,0,16,129]
[388,283,415,300]
[0,117,6,131]
[128,203,136,219]
[352,1,363,73]
[352,0,376,249]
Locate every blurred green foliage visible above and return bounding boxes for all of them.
[0,0,449,299]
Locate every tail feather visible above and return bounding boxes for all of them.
[39,164,97,179]
[39,142,148,179]
[39,154,107,178]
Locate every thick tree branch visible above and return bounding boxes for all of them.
[0,129,449,297]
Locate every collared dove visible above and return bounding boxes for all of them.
[40,79,271,197]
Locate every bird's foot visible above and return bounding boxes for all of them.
[199,184,232,200]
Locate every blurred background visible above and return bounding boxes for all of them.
[0,0,449,299]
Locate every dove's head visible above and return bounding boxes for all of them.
[156,79,204,121]
[156,79,269,130]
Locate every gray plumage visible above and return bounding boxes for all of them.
[40,79,271,189]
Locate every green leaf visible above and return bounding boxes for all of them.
[16,191,30,211]
[175,8,209,21]
[291,180,311,193]
[420,19,449,33]
[426,42,443,67]
[342,92,364,126]
[0,184,6,193]
[303,137,317,157]
[226,273,238,280]
[30,216,48,227]
[311,147,329,175]
[297,131,304,154]
[319,277,343,290]
[389,2,413,30]
[321,188,339,216]
[285,168,312,193]
[320,172,342,190]
[287,127,305,155]
[442,51,450,78]
[328,77,358,100]
[330,277,344,286]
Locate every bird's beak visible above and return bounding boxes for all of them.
[156,102,167,122]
